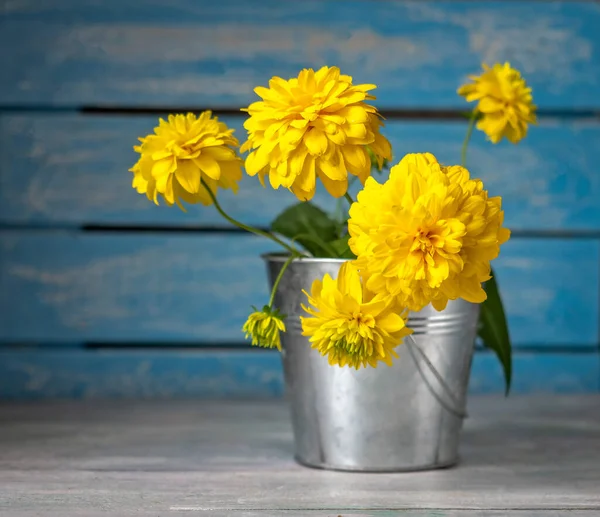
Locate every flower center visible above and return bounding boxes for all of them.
[286,99,323,124]
[411,227,441,255]
[350,311,375,328]
[169,140,196,158]
[329,312,377,357]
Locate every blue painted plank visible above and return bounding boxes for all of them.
[470,352,600,394]
[2,115,600,231]
[493,239,600,348]
[0,349,596,399]
[0,232,597,347]
[1,1,598,108]
[0,349,284,399]
[0,232,275,343]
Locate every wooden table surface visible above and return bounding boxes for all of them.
[0,396,599,516]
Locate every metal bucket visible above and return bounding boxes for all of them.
[265,255,479,472]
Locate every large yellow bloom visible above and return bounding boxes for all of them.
[458,62,537,144]
[301,263,412,369]
[130,112,242,208]
[349,153,510,312]
[242,306,286,351]
[241,66,392,201]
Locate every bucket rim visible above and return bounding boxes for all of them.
[261,253,349,264]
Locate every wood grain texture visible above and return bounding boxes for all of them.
[470,352,600,394]
[0,232,274,343]
[149,513,600,517]
[0,397,599,514]
[1,1,599,107]
[0,513,593,517]
[1,0,598,399]
[2,115,600,230]
[0,232,597,346]
[0,350,597,399]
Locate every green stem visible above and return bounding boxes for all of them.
[461,110,478,168]
[201,178,299,256]
[335,176,359,222]
[334,198,344,224]
[268,254,296,307]
[344,192,355,205]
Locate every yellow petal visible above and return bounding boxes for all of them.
[431,296,448,312]
[317,170,347,198]
[269,167,283,189]
[245,149,270,176]
[318,151,347,181]
[289,149,308,177]
[341,145,369,177]
[151,157,176,179]
[294,154,316,195]
[338,105,370,124]
[163,174,175,204]
[498,227,511,245]
[337,263,363,303]
[346,123,368,141]
[194,154,221,180]
[195,177,218,206]
[377,312,406,333]
[458,277,487,304]
[304,129,328,155]
[217,160,243,192]
[175,160,201,193]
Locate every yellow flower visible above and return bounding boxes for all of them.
[243,306,286,351]
[458,62,537,144]
[241,66,392,201]
[301,263,412,369]
[349,153,510,312]
[130,112,242,208]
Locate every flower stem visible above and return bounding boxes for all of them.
[335,177,359,222]
[461,110,478,167]
[201,178,299,256]
[344,192,355,205]
[268,254,296,308]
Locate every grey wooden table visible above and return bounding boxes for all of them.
[0,396,599,516]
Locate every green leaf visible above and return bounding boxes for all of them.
[478,270,512,395]
[292,233,338,257]
[329,235,356,259]
[270,202,340,258]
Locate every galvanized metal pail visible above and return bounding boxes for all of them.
[265,255,479,472]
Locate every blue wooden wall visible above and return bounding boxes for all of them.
[1,0,599,398]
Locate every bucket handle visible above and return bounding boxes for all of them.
[405,334,469,419]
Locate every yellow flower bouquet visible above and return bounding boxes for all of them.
[130,63,535,470]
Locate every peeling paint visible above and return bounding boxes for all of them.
[1,2,598,106]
